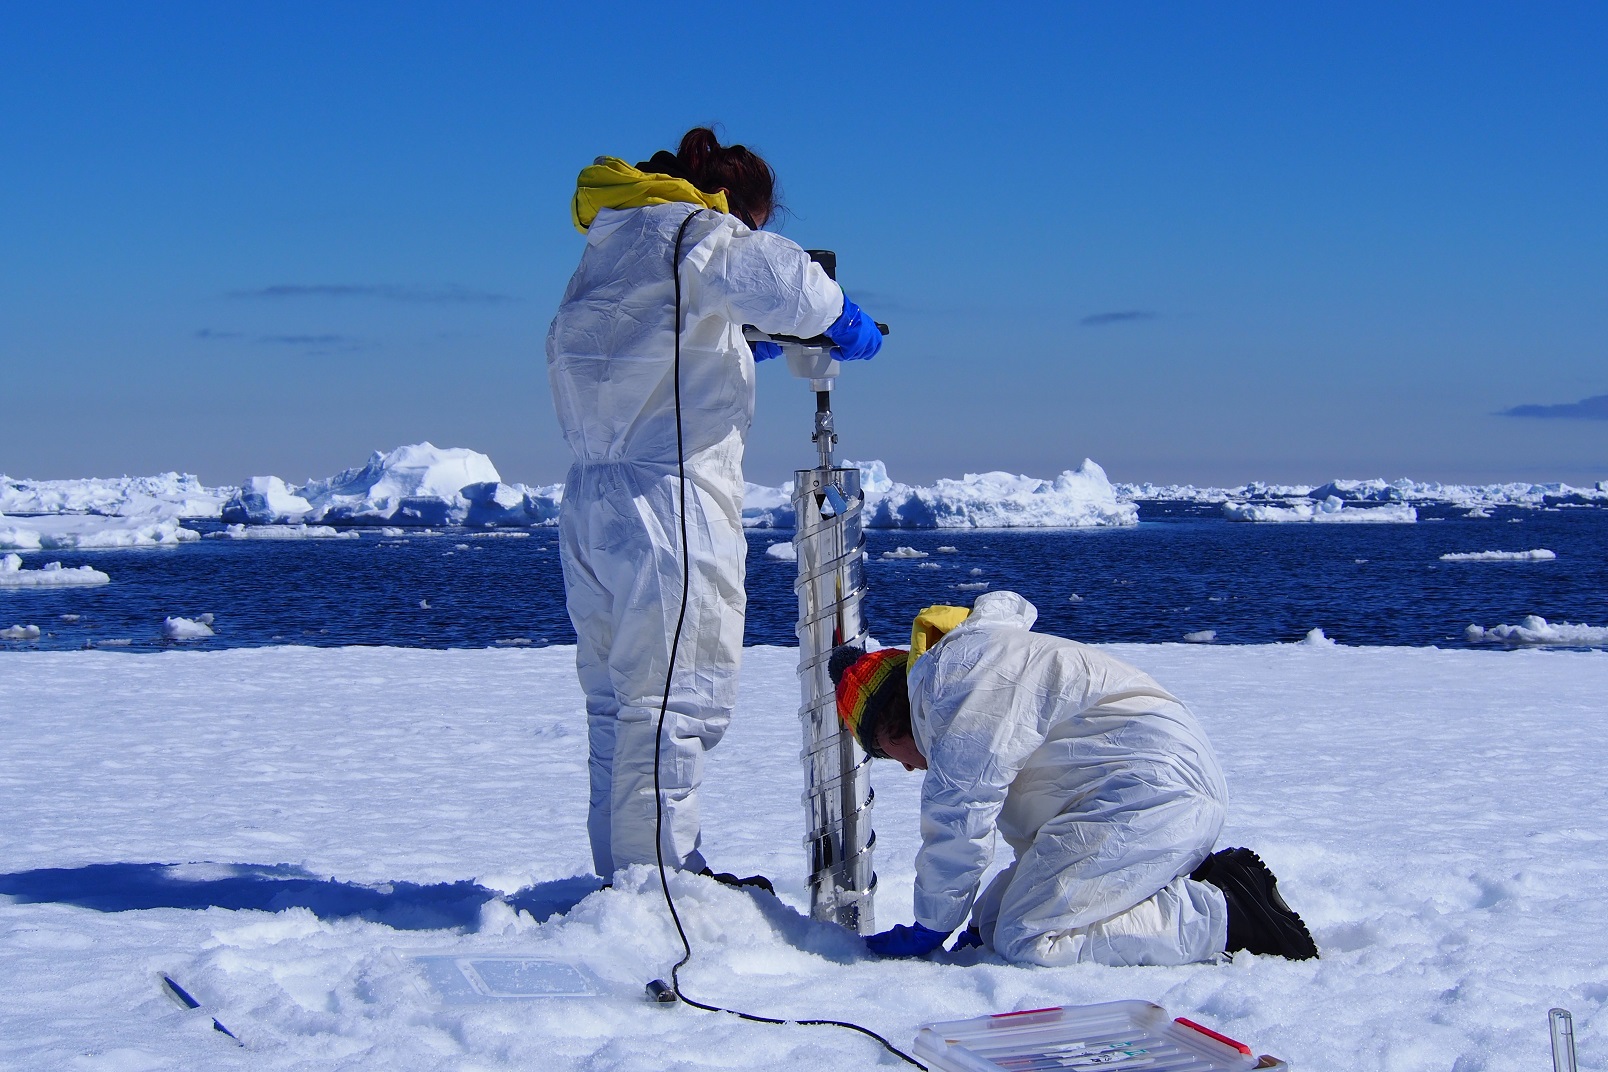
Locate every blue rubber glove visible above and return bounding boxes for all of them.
[825,296,882,362]
[865,922,950,958]
[950,927,986,952]
[750,340,783,362]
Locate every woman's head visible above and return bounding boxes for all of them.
[673,127,777,229]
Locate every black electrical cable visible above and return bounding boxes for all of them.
[650,208,927,1070]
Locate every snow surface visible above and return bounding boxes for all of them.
[0,553,110,587]
[1439,549,1556,563]
[3,643,1606,1071]
[1221,497,1418,524]
[1465,615,1608,647]
[0,514,201,551]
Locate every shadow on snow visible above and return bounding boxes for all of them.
[0,862,604,932]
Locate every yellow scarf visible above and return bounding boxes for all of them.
[570,156,729,233]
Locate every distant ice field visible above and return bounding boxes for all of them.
[3,504,1606,652]
[2,642,1604,1071]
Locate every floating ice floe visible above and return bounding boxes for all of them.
[0,515,200,550]
[955,581,989,591]
[221,444,563,528]
[882,546,929,559]
[1222,497,1418,523]
[1465,616,1608,647]
[763,542,796,561]
[1439,549,1556,562]
[1,623,42,640]
[163,615,215,640]
[206,524,358,540]
[0,554,110,587]
[1182,630,1217,643]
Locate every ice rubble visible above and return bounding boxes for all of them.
[1464,615,1608,647]
[1118,476,1608,510]
[0,554,110,587]
[1438,549,1556,562]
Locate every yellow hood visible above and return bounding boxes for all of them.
[570,156,729,233]
[910,604,971,662]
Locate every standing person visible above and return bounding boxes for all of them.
[830,591,1317,965]
[548,128,884,883]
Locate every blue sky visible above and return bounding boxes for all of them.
[3,2,1604,488]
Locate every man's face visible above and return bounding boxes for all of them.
[876,728,927,772]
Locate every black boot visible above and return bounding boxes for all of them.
[1192,847,1318,961]
[698,867,775,895]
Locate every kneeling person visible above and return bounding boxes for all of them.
[830,591,1317,966]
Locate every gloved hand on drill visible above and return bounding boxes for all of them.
[864,922,950,958]
[750,340,783,361]
[826,296,882,361]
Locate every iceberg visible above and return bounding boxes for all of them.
[0,554,110,588]
[1118,475,1608,510]
[206,524,359,540]
[1221,497,1418,523]
[0,472,230,518]
[221,444,564,527]
[743,459,1137,530]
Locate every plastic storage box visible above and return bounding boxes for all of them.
[914,999,1288,1072]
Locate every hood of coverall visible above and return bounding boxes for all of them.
[570,156,730,233]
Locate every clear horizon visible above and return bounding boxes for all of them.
[3,3,1604,488]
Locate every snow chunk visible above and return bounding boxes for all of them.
[881,546,929,559]
[162,616,215,640]
[763,541,796,561]
[1439,549,1556,563]
[1223,497,1418,523]
[0,554,110,587]
[1465,616,1608,647]
[0,515,200,550]
[1,624,42,640]
[1183,630,1217,643]
[1300,627,1338,647]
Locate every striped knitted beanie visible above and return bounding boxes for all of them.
[828,646,909,757]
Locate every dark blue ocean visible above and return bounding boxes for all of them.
[4,503,1607,652]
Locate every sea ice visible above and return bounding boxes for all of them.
[2,643,1606,1072]
[1222,498,1418,524]
[0,554,110,587]
[764,542,796,561]
[1438,549,1556,562]
[0,515,200,550]
[1183,630,1217,643]
[0,472,230,518]
[882,547,929,559]
[207,523,358,540]
[1299,627,1338,647]
[1464,615,1608,647]
[1,623,42,640]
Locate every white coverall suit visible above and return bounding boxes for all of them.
[906,591,1231,965]
[547,202,843,876]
